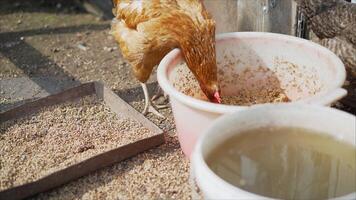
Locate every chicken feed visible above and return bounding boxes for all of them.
[0,95,154,191]
[172,62,291,105]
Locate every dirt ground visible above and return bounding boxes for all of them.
[0,1,188,199]
[0,0,355,199]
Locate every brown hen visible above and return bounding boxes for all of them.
[111,0,220,118]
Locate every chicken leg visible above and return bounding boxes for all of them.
[141,83,167,118]
[151,85,168,102]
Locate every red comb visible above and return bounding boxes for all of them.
[213,91,222,104]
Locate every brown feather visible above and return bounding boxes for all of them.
[111,0,219,100]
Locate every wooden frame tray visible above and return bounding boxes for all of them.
[0,82,165,200]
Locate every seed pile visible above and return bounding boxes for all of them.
[0,95,154,191]
[221,92,289,106]
[173,62,291,106]
[172,62,209,102]
[35,134,194,200]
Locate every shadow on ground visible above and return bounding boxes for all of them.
[114,82,159,103]
[0,0,85,15]
[0,24,108,110]
[0,0,114,110]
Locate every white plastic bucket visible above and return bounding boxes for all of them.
[192,104,356,199]
[157,32,347,157]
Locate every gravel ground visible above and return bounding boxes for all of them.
[0,1,187,199]
[0,1,354,199]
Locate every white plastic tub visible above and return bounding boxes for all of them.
[192,104,356,199]
[157,32,347,157]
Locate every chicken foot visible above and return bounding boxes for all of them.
[151,85,168,102]
[141,83,167,118]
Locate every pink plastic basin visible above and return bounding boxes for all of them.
[157,32,347,157]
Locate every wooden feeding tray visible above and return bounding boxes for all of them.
[0,82,165,200]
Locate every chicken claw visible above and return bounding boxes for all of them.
[141,83,166,118]
[151,86,168,102]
